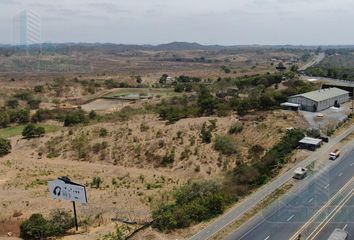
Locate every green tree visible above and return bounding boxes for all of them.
[198,86,216,115]
[174,84,185,93]
[200,122,212,143]
[6,99,19,109]
[22,124,45,138]
[64,110,87,126]
[0,111,10,128]
[0,138,11,157]
[214,135,236,155]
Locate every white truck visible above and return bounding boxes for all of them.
[293,167,308,180]
[328,228,348,240]
[330,149,341,160]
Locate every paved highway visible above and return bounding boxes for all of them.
[299,53,325,71]
[189,125,354,240]
[225,142,354,240]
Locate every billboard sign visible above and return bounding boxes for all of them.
[48,179,88,204]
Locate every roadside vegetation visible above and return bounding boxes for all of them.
[152,128,305,231]
[306,49,354,80]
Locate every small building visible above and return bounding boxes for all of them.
[288,88,350,112]
[166,77,175,84]
[322,81,354,97]
[299,137,323,151]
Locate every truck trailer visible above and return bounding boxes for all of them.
[330,149,341,160]
[328,228,348,240]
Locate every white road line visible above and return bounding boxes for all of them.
[339,172,343,177]
[264,236,270,240]
[287,215,295,222]
[308,198,314,203]
[324,184,330,189]
[343,224,348,230]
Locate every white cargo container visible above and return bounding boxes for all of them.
[328,228,348,240]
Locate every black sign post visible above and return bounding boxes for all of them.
[73,201,78,231]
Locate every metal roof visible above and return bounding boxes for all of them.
[289,87,349,102]
[281,102,301,107]
[299,137,322,145]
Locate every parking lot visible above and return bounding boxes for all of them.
[300,102,352,132]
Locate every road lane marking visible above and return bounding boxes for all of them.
[289,176,354,240]
[343,224,348,230]
[264,236,270,240]
[308,190,354,240]
[339,172,343,177]
[287,215,295,222]
[308,198,314,203]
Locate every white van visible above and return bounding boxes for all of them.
[293,167,307,180]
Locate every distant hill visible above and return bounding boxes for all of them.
[2,42,354,55]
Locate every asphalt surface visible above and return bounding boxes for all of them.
[189,125,354,240]
[299,53,325,71]
[225,143,354,240]
[312,193,354,240]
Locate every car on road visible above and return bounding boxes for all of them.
[328,228,348,240]
[293,167,308,180]
[330,149,341,160]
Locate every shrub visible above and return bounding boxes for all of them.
[34,85,44,93]
[71,133,91,159]
[20,210,73,240]
[306,128,321,138]
[9,108,30,124]
[248,144,265,159]
[0,138,11,157]
[99,128,108,137]
[200,122,212,143]
[64,110,88,126]
[22,124,45,139]
[0,111,10,128]
[31,109,52,123]
[28,99,41,109]
[91,176,103,189]
[152,181,233,231]
[14,91,33,101]
[214,135,236,155]
[6,99,19,109]
[89,110,97,119]
[161,149,175,166]
[228,122,243,134]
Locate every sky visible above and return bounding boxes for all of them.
[1,0,354,45]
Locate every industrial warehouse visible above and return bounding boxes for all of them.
[282,87,350,112]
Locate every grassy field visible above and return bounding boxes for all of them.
[0,124,62,138]
[104,88,179,98]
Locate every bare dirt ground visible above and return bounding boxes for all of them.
[0,110,307,239]
[0,48,308,239]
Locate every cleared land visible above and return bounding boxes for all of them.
[0,45,316,239]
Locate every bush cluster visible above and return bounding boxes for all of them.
[0,138,11,157]
[226,128,305,195]
[20,210,74,240]
[152,181,234,231]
